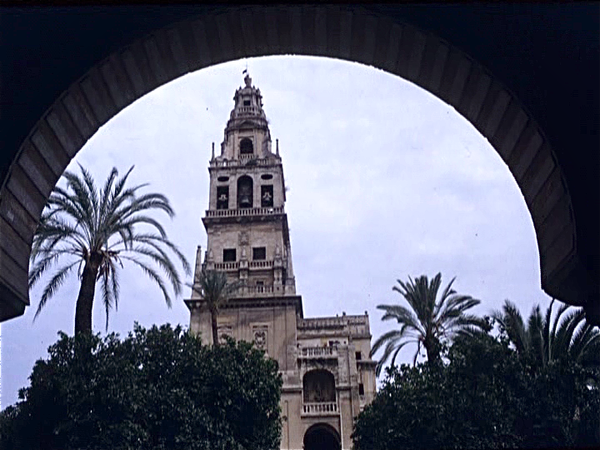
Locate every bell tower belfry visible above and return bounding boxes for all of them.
[201,72,296,295]
[186,72,302,348]
[185,74,377,450]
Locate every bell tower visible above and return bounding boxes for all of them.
[186,73,302,349]
[185,74,377,450]
[202,72,295,294]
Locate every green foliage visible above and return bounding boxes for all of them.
[29,165,191,334]
[370,273,487,374]
[0,324,282,450]
[493,299,600,369]
[353,331,600,450]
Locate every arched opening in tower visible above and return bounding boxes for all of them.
[304,424,341,450]
[303,369,336,403]
[237,175,253,208]
[240,137,254,154]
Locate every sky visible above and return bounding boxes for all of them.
[0,55,553,409]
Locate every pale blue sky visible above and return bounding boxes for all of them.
[1,55,552,409]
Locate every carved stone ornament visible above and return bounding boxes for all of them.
[253,326,268,350]
[239,231,250,245]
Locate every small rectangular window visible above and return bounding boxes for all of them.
[359,383,365,396]
[256,280,264,286]
[355,351,362,361]
[253,247,266,260]
[223,249,236,262]
[243,100,251,106]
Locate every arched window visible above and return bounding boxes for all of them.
[240,138,253,154]
[237,176,253,208]
[303,369,336,403]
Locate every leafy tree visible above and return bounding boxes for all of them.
[353,331,600,450]
[190,268,241,345]
[493,299,600,368]
[0,324,282,450]
[29,165,191,335]
[370,273,485,374]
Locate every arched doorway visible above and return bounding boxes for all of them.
[0,5,595,325]
[304,423,341,450]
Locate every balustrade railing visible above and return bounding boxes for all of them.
[302,402,339,415]
[210,158,279,168]
[249,260,274,269]
[205,206,284,218]
[300,346,337,358]
[236,106,260,115]
[212,262,239,270]
[235,284,295,296]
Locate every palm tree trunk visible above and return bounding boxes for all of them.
[74,259,100,335]
[210,309,219,346]
[424,337,441,365]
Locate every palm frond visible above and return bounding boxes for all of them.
[116,215,168,239]
[122,256,173,308]
[33,261,78,321]
[100,261,116,331]
[130,245,182,296]
[370,329,405,357]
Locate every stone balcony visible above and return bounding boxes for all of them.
[298,346,338,359]
[235,105,261,115]
[232,283,296,298]
[211,260,276,271]
[209,157,280,169]
[302,402,339,416]
[204,206,284,219]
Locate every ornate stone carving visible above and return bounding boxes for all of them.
[239,231,250,245]
[253,325,268,350]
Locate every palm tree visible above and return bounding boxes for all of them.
[29,165,191,335]
[492,299,600,368]
[190,268,242,345]
[370,273,485,376]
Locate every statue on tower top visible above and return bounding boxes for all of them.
[244,71,252,87]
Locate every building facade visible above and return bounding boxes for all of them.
[185,74,377,450]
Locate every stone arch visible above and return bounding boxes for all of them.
[239,137,254,155]
[0,5,583,322]
[304,423,341,450]
[237,175,254,208]
[303,369,336,403]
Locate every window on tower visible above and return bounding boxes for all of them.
[243,100,251,106]
[253,247,266,260]
[237,176,253,208]
[240,138,253,154]
[261,185,273,207]
[223,249,236,262]
[216,186,229,210]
